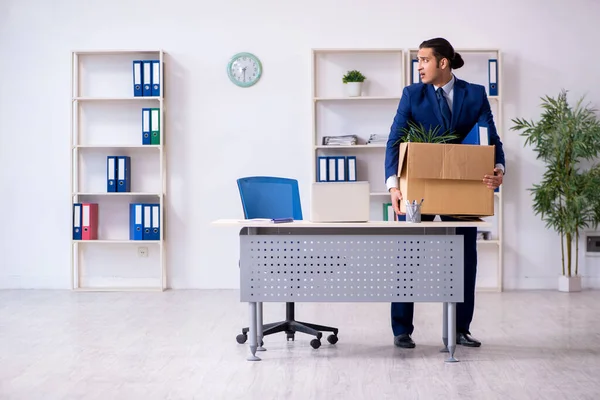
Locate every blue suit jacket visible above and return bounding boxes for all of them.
[384,78,506,181]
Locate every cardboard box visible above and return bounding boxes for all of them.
[397,142,495,216]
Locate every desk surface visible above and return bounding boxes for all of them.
[212,219,491,228]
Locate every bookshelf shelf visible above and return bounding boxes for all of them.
[311,47,505,292]
[73,96,162,102]
[70,49,166,292]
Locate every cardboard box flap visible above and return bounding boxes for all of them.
[397,142,409,177]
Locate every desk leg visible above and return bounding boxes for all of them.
[440,302,449,353]
[445,302,458,363]
[247,302,261,361]
[257,302,266,351]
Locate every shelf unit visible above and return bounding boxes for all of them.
[311,47,504,292]
[70,50,166,291]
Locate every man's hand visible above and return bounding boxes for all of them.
[390,188,404,215]
[483,168,503,189]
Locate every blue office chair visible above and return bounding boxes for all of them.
[235,176,339,348]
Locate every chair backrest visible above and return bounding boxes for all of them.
[236,176,303,220]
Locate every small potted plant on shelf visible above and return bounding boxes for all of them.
[342,70,366,97]
[511,89,600,292]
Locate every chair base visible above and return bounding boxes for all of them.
[236,302,339,349]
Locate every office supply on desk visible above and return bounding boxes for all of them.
[81,203,98,240]
[310,181,369,222]
[151,60,160,96]
[133,60,143,97]
[142,60,152,96]
[235,176,339,352]
[142,108,151,145]
[106,156,117,192]
[116,156,131,192]
[405,199,424,223]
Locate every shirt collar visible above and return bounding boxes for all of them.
[435,74,455,95]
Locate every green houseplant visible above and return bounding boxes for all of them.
[393,120,459,145]
[342,70,366,97]
[511,89,600,291]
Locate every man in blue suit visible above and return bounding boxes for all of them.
[384,38,506,349]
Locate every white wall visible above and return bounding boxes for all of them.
[1,0,600,290]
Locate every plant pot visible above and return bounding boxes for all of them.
[558,275,582,292]
[345,82,362,97]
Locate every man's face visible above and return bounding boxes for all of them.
[417,47,446,85]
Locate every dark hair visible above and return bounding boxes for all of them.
[419,37,464,69]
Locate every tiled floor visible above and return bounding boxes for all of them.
[1,289,599,399]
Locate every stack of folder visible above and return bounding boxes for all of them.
[73,203,99,240]
[141,108,160,145]
[107,156,131,192]
[129,203,161,240]
[133,60,160,97]
[317,156,357,182]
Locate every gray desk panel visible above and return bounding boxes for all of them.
[240,234,464,303]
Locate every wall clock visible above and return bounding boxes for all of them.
[227,52,262,87]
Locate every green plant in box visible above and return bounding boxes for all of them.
[393,120,459,146]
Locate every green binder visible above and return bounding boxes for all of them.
[151,108,160,145]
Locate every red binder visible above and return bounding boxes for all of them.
[81,203,98,240]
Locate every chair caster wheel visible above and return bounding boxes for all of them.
[310,339,321,349]
[327,334,338,344]
[236,334,247,344]
[286,333,295,341]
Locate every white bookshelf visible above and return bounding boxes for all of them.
[70,49,166,291]
[311,47,504,292]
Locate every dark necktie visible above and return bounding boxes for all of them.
[436,87,452,132]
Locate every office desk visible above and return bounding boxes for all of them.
[213,219,490,363]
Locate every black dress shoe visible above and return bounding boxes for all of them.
[394,333,416,348]
[456,332,481,347]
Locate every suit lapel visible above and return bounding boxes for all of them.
[425,85,444,130]
[451,78,465,130]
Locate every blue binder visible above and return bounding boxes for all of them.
[411,59,421,84]
[129,203,144,240]
[116,156,131,192]
[317,156,328,182]
[142,61,152,96]
[346,156,357,181]
[142,204,152,240]
[142,108,151,145]
[151,60,160,97]
[107,156,117,192]
[73,203,82,240]
[488,59,498,96]
[150,204,160,240]
[133,60,143,97]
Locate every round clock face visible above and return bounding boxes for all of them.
[227,52,262,87]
